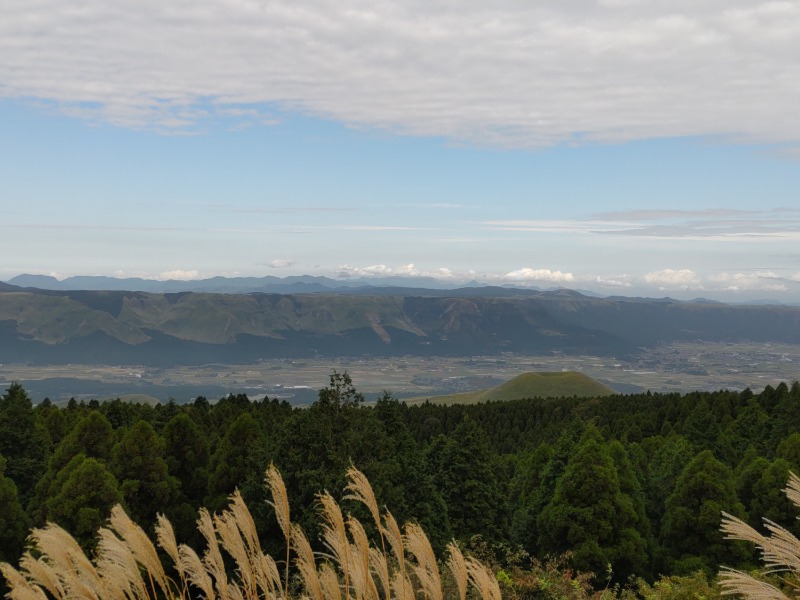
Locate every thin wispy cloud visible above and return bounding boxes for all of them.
[3,1,800,147]
[483,209,800,240]
[267,259,295,269]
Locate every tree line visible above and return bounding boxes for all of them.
[2,373,799,588]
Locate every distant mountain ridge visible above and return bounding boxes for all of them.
[7,273,502,294]
[2,285,800,366]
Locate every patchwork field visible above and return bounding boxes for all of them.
[1,340,798,404]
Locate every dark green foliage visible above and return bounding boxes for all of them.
[207,412,265,509]
[163,413,210,505]
[0,383,49,504]
[3,377,800,585]
[0,455,28,562]
[538,428,647,581]
[660,450,749,575]
[44,455,123,549]
[426,416,505,541]
[111,420,179,527]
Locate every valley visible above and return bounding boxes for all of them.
[2,339,798,404]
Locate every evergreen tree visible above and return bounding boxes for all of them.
[112,420,179,528]
[0,455,28,562]
[45,455,123,549]
[538,428,645,582]
[207,412,265,508]
[661,449,749,575]
[0,383,49,503]
[163,413,210,505]
[426,416,505,541]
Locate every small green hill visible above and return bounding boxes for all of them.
[102,394,163,406]
[406,371,615,405]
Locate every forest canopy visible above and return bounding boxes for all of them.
[2,375,800,594]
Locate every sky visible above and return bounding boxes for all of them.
[2,0,800,301]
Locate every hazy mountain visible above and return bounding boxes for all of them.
[2,286,800,366]
[6,273,463,294]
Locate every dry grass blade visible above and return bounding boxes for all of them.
[319,491,351,599]
[95,527,149,600]
[368,547,390,600]
[722,512,800,575]
[109,505,172,599]
[446,543,468,600]
[198,507,230,600]
[784,472,800,509]
[215,512,256,600]
[29,524,102,599]
[390,571,415,600]
[344,467,382,535]
[0,563,48,600]
[348,518,379,600]
[381,511,406,581]
[719,568,791,600]
[18,553,64,599]
[228,490,262,558]
[319,563,343,600]
[156,513,183,581]
[178,544,215,600]
[266,464,291,599]
[404,523,442,600]
[465,557,501,600]
[0,563,35,594]
[292,524,324,600]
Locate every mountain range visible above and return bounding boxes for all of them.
[2,279,799,366]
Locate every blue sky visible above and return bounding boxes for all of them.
[2,1,800,301]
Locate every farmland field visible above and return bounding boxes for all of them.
[1,340,798,404]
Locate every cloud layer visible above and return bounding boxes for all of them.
[3,1,800,145]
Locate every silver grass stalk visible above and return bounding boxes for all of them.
[465,557,501,600]
[720,470,800,599]
[156,513,184,584]
[347,517,373,595]
[178,544,215,600]
[95,527,149,600]
[0,563,38,598]
[344,466,386,557]
[390,571,415,600]
[198,508,230,600]
[446,543,468,600]
[228,490,262,559]
[18,553,65,600]
[30,524,102,600]
[266,464,291,600]
[403,522,442,600]
[719,568,790,600]
[319,491,351,600]
[214,512,256,600]
[721,513,800,576]
[108,505,172,599]
[368,547,390,600]
[381,509,406,599]
[292,524,324,600]
[784,472,800,508]
[319,563,343,600]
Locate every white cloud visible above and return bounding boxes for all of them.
[3,1,800,146]
[503,268,575,283]
[588,276,633,288]
[268,259,295,268]
[706,270,792,291]
[643,268,702,289]
[156,269,202,281]
[336,263,457,279]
